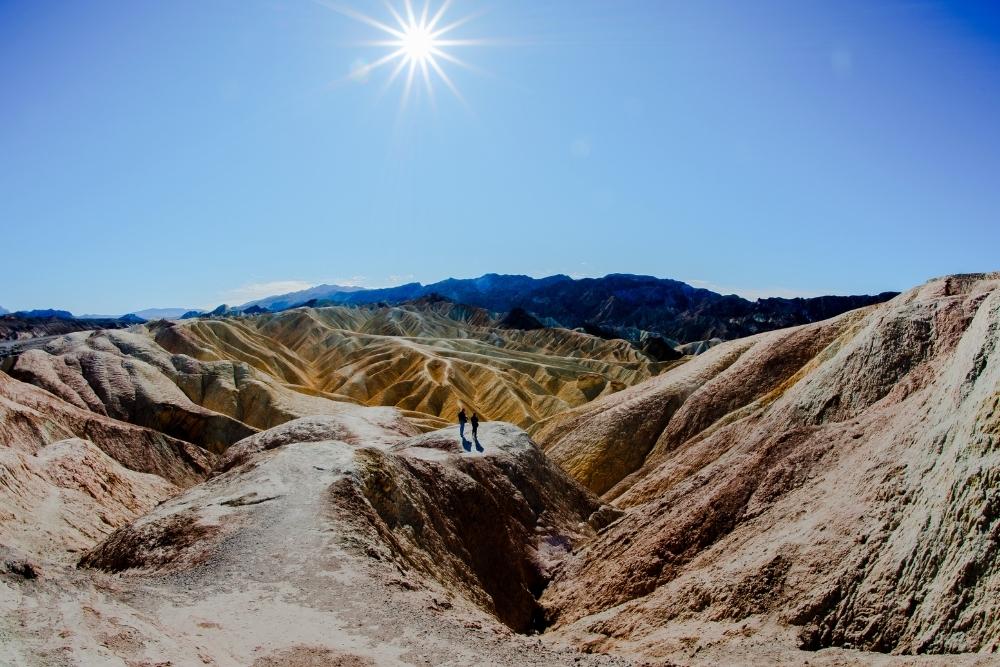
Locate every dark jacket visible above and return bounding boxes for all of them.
[471,414,479,429]
[458,409,467,424]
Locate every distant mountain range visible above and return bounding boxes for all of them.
[12,309,77,319]
[237,273,898,343]
[7,309,147,322]
[5,274,899,345]
[2,307,200,321]
[0,312,139,344]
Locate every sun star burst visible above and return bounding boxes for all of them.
[331,0,484,110]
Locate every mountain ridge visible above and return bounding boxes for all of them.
[247,272,898,343]
[0,312,142,345]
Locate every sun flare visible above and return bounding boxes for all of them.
[401,23,435,63]
[329,0,485,109]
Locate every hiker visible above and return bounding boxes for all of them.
[458,407,467,440]
[471,413,483,452]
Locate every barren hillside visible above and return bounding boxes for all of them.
[2,302,670,442]
[534,273,1000,659]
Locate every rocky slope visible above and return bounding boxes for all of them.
[3,330,267,453]
[81,421,605,632]
[0,438,178,569]
[533,273,1000,658]
[1,307,572,452]
[0,366,214,577]
[0,369,213,486]
[5,413,630,666]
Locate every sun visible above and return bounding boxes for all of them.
[400,23,435,64]
[328,0,485,109]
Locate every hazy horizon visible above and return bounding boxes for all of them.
[3,0,999,314]
[0,269,914,317]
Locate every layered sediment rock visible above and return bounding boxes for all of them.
[0,370,212,486]
[536,273,1000,656]
[155,304,672,429]
[2,303,670,449]
[0,368,211,569]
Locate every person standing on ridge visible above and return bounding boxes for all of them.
[471,412,483,452]
[458,407,468,442]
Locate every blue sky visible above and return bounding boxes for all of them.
[1,0,999,314]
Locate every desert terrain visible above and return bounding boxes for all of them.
[2,274,998,665]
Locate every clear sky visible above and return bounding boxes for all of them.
[2,0,999,314]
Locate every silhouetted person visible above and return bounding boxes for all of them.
[458,408,468,442]
[471,413,483,452]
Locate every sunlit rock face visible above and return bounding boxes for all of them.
[0,437,178,568]
[1,301,670,447]
[152,302,674,430]
[0,368,212,571]
[536,273,1000,656]
[3,335,258,454]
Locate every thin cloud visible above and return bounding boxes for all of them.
[333,275,369,287]
[221,280,317,305]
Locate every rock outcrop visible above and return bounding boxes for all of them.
[334,422,603,631]
[535,273,1000,657]
[81,420,604,630]
[63,415,623,665]
[0,369,213,486]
